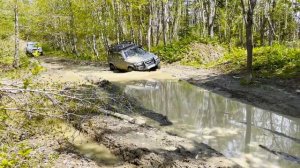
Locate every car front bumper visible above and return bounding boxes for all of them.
[135,60,160,71]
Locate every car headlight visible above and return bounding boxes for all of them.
[135,62,144,66]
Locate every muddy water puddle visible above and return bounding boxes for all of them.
[57,123,120,166]
[120,80,300,168]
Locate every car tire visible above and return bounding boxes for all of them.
[109,64,116,71]
[127,67,134,72]
[153,64,161,71]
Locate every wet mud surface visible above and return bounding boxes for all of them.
[79,115,240,168]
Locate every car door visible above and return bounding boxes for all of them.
[113,52,126,70]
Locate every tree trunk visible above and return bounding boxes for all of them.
[156,1,161,46]
[241,0,257,75]
[246,17,254,74]
[267,0,276,46]
[185,0,190,37]
[128,4,135,41]
[162,1,167,46]
[13,1,20,68]
[204,0,216,38]
[147,1,153,51]
[92,34,99,58]
[172,0,181,40]
[208,0,216,38]
[138,9,143,45]
[68,0,79,56]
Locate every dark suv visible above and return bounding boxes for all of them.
[108,42,160,72]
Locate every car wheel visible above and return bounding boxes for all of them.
[127,66,134,72]
[109,64,116,71]
[153,64,161,71]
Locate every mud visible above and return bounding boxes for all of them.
[79,115,240,168]
[38,57,175,83]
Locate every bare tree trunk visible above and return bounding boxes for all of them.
[60,34,66,52]
[68,0,79,56]
[138,9,143,45]
[241,0,257,76]
[162,1,167,46]
[92,34,99,58]
[128,3,135,41]
[267,0,276,46]
[147,1,153,51]
[259,12,266,46]
[185,0,190,37]
[207,0,216,38]
[156,1,161,46]
[13,1,20,68]
[172,0,181,40]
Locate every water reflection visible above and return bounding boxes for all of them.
[122,80,300,168]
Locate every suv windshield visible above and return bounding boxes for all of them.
[124,47,147,58]
[28,43,38,48]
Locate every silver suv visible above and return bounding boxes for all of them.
[108,42,160,72]
[25,42,43,56]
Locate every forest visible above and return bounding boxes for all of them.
[1,0,300,78]
[0,0,300,168]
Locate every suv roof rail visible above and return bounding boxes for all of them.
[109,41,136,53]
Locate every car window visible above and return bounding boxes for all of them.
[124,47,146,58]
[113,52,123,59]
[27,43,37,48]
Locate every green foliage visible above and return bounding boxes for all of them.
[0,38,30,70]
[0,143,33,168]
[30,61,44,75]
[32,50,41,57]
[0,38,14,67]
[23,78,31,89]
[215,44,300,78]
[152,36,220,64]
[152,39,190,63]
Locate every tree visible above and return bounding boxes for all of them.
[204,0,216,38]
[241,0,257,77]
[13,0,19,68]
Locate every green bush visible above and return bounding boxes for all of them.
[152,39,190,63]
[152,36,219,64]
[215,44,300,78]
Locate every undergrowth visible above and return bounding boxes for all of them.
[151,36,219,64]
[214,44,300,78]
[43,43,107,62]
